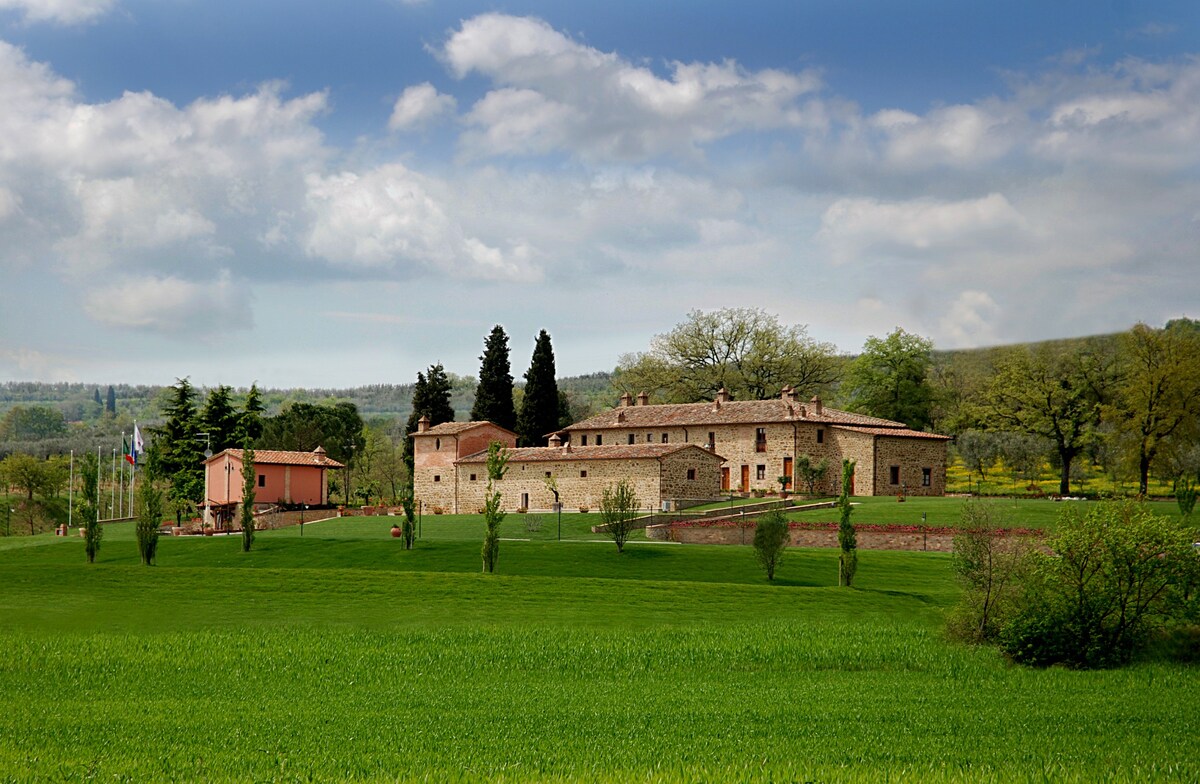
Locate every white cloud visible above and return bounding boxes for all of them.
[818,193,1026,263]
[440,13,821,159]
[388,82,456,130]
[83,270,250,333]
[938,290,1002,347]
[303,164,538,281]
[0,0,113,25]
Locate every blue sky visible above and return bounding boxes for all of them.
[1,0,1197,388]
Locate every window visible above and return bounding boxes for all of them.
[435,438,440,450]
[581,434,588,446]
[661,433,669,443]
[595,434,603,445]
[922,467,932,487]
[687,468,696,481]
[257,474,265,488]
[816,429,824,444]
[434,475,441,483]
[545,471,552,478]
[756,465,766,480]
[889,466,900,485]
[755,427,767,452]
[628,434,635,445]
[580,470,588,478]
[647,433,653,443]
[469,473,477,482]
[708,432,715,447]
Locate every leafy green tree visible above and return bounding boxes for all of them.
[599,479,640,553]
[471,325,517,431]
[956,430,1001,482]
[516,330,560,447]
[983,346,1106,496]
[481,441,510,573]
[753,509,789,581]
[837,459,857,587]
[79,452,101,563]
[843,328,934,430]
[0,453,46,504]
[135,479,165,565]
[1106,322,1200,496]
[1001,501,1200,668]
[615,307,839,403]
[200,385,241,453]
[241,444,255,552]
[0,405,68,441]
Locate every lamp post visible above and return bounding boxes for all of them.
[300,504,306,536]
[197,432,212,528]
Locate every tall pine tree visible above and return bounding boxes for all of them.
[402,364,455,485]
[237,382,266,445]
[156,378,203,524]
[516,330,559,447]
[200,385,240,453]
[471,325,516,430]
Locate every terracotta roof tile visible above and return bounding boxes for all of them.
[413,421,516,437]
[209,448,345,468]
[456,443,725,464]
[832,425,951,440]
[561,398,908,431]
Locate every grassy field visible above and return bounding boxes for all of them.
[1,512,1197,782]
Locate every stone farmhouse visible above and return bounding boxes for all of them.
[558,387,949,497]
[410,386,949,514]
[411,419,725,513]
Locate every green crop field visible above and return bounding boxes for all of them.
[1,512,1197,782]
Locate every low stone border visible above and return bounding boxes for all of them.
[647,521,1042,552]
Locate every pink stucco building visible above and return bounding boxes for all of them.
[204,447,343,516]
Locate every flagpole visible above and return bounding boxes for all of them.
[119,432,125,519]
[96,445,102,527]
[68,450,74,529]
[130,421,138,518]
[110,447,117,520]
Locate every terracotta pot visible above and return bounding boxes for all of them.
[390,526,402,538]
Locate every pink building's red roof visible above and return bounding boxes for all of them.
[207,448,344,468]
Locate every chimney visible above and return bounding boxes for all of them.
[617,410,626,423]
[715,388,730,403]
[636,391,649,406]
[781,385,796,403]
[619,392,632,408]
[810,396,823,416]
[313,446,326,463]
[548,433,562,447]
[712,398,721,412]
[563,441,572,454]
[417,415,430,433]
[799,404,807,418]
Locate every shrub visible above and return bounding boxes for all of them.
[947,502,1033,644]
[135,481,165,565]
[600,480,639,553]
[1000,501,1200,668]
[752,510,789,581]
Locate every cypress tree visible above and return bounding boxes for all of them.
[516,330,560,447]
[402,371,429,486]
[424,363,455,426]
[471,325,517,431]
[105,385,116,414]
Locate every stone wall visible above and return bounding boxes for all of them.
[872,436,947,496]
[652,523,1037,553]
[455,457,665,514]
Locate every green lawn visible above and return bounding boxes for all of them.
[0,514,1197,782]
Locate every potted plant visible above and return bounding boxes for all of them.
[390,523,402,538]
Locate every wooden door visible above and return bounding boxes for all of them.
[721,467,730,491]
[740,465,749,492]
[783,457,793,484]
